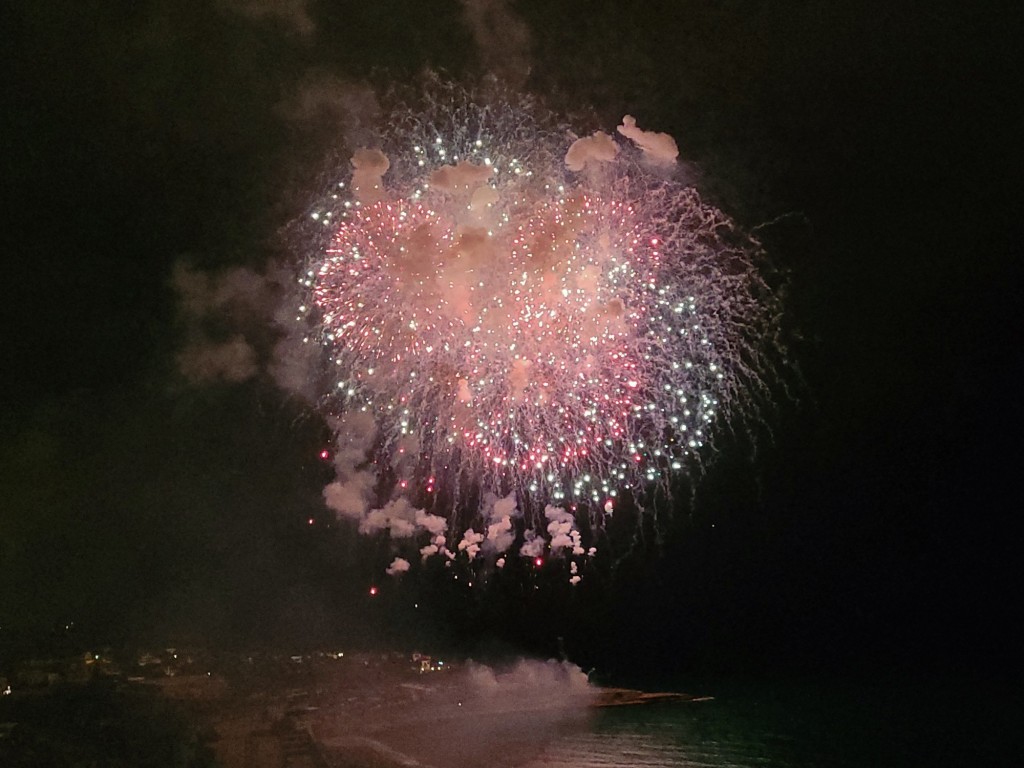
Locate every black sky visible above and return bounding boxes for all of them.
[2,0,1022,678]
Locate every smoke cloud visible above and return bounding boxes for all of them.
[278,74,379,136]
[172,262,273,385]
[545,505,584,556]
[483,492,517,553]
[617,115,679,166]
[428,161,493,194]
[319,659,596,768]
[416,509,449,536]
[350,148,390,204]
[564,131,619,172]
[520,530,544,559]
[460,0,532,85]
[177,336,258,384]
[457,528,485,559]
[222,0,315,36]
[386,557,411,576]
[360,498,421,538]
[323,471,375,521]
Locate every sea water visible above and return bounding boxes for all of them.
[524,679,1022,768]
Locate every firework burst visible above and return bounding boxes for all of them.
[293,82,782,569]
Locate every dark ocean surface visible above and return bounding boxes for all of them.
[522,679,1022,768]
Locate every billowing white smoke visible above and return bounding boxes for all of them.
[386,557,411,576]
[617,115,680,166]
[461,658,594,706]
[320,658,598,768]
[484,492,517,554]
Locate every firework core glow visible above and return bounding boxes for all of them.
[296,84,781,577]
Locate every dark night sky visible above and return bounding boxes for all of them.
[2,0,1022,678]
